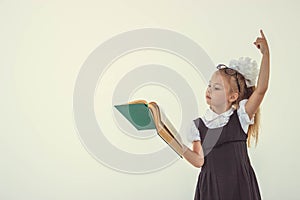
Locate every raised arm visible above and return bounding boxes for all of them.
[245,29,270,118]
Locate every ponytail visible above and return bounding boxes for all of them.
[237,83,260,148]
[244,86,260,147]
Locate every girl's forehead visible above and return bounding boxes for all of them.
[210,71,232,91]
[210,71,224,84]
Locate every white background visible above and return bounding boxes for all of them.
[1,0,299,199]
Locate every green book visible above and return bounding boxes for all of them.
[114,102,156,130]
[114,100,184,158]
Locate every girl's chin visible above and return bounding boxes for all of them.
[206,99,211,105]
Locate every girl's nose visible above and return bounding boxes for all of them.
[207,87,211,94]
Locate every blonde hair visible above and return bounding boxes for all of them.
[218,69,260,148]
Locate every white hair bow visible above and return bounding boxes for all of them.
[228,57,259,87]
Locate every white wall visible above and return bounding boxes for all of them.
[1,0,299,199]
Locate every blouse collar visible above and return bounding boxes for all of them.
[203,107,234,122]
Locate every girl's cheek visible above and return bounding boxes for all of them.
[215,92,226,102]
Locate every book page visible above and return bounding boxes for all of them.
[128,99,148,105]
[148,102,183,146]
[159,109,183,144]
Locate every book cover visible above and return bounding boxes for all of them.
[114,103,156,130]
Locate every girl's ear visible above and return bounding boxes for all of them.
[229,92,239,103]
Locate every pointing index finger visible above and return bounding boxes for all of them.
[260,29,265,38]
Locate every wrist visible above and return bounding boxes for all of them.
[262,50,270,57]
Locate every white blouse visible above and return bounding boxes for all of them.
[187,99,254,142]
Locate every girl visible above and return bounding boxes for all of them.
[182,30,269,200]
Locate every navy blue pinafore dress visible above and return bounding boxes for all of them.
[193,110,261,200]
